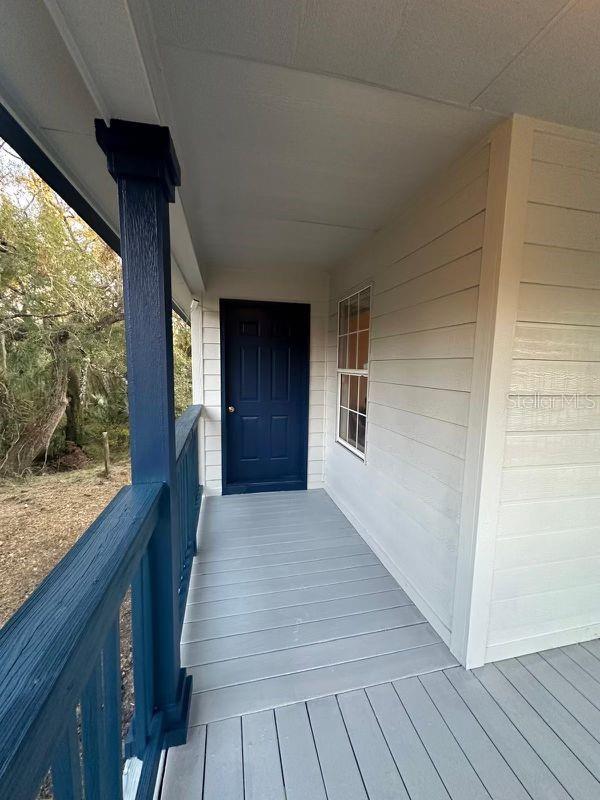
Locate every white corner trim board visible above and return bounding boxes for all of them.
[451,115,535,668]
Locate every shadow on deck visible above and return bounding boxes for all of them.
[161,490,600,799]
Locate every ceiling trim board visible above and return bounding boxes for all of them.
[469,0,580,106]
[156,43,507,121]
[42,0,110,122]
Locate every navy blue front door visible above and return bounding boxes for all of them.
[221,300,310,494]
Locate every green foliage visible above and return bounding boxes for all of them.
[0,140,192,469]
[173,315,192,416]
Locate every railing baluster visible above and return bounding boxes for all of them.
[185,449,190,555]
[81,658,107,800]
[192,421,199,556]
[103,620,123,800]
[130,552,154,758]
[51,707,82,800]
[180,458,186,583]
[181,453,186,568]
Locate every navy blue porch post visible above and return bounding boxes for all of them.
[95,119,191,747]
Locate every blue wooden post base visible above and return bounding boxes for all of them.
[96,119,191,750]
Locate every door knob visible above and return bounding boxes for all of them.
[228,406,235,413]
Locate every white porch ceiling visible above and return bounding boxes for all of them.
[159,48,497,272]
[0,0,599,288]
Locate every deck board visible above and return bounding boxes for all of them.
[196,533,359,560]
[188,553,379,588]
[307,695,368,800]
[162,490,600,799]
[275,703,327,800]
[202,717,243,800]
[366,682,451,800]
[160,725,206,798]
[241,710,286,800]
[186,563,390,603]
[337,689,409,800]
[190,542,372,574]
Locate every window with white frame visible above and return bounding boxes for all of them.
[336,286,371,457]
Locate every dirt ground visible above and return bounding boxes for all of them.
[0,461,130,624]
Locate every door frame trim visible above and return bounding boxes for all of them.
[219,298,310,495]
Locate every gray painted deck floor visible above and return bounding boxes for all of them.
[162,491,600,799]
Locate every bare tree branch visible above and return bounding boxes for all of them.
[0,310,82,324]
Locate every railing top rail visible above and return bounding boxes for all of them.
[0,482,163,799]
[174,404,202,462]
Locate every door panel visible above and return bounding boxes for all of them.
[222,300,309,493]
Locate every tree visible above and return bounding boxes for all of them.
[0,141,191,476]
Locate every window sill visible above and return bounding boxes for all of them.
[336,437,366,462]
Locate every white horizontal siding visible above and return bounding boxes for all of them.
[504,431,600,467]
[325,142,490,639]
[368,403,467,459]
[374,250,481,317]
[521,244,600,290]
[370,358,473,392]
[371,287,479,339]
[370,324,476,361]
[488,127,600,658]
[369,382,471,427]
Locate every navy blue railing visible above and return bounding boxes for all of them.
[174,404,202,625]
[0,404,202,800]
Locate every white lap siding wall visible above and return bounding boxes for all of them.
[196,268,329,496]
[325,136,492,646]
[487,121,600,660]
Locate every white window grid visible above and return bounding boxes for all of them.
[336,286,371,460]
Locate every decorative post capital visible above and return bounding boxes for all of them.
[95,118,180,202]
